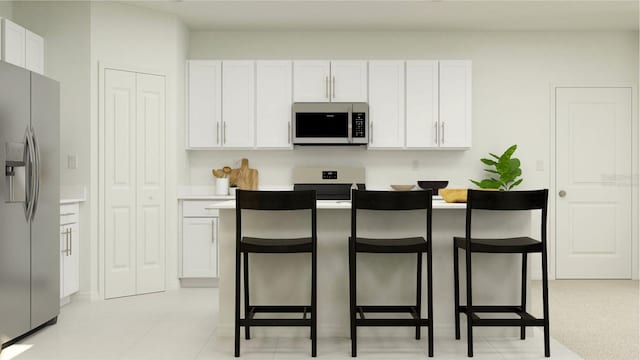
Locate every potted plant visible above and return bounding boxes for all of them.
[470,144,523,191]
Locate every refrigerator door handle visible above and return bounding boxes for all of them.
[30,127,41,221]
[23,127,35,221]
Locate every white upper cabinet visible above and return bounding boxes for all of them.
[222,61,255,148]
[330,61,367,102]
[293,60,367,103]
[406,61,439,148]
[368,61,405,149]
[25,30,44,74]
[439,60,472,148]
[187,60,222,149]
[293,61,330,102]
[2,19,26,68]
[256,61,293,149]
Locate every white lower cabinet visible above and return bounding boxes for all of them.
[181,201,219,279]
[60,203,79,300]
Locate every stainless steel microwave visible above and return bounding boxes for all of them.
[292,102,368,145]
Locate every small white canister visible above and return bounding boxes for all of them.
[215,177,229,195]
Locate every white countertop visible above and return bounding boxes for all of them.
[177,194,235,200]
[206,199,466,210]
[60,198,86,205]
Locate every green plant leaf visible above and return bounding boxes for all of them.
[509,158,521,170]
[489,153,500,160]
[469,179,482,187]
[481,158,497,166]
[483,169,499,174]
[508,178,523,190]
[500,144,518,162]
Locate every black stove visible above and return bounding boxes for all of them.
[293,183,366,200]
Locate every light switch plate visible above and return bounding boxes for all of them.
[67,154,77,169]
[536,160,544,171]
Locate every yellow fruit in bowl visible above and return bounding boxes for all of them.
[439,188,468,203]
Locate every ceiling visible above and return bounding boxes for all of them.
[129,0,639,31]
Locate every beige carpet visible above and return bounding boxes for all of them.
[531,280,639,360]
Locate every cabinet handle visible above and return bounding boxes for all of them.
[434,121,438,144]
[223,122,227,145]
[66,228,71,256]
[325,76,329,99]
[441,122,445,144]
[288,121,291,144]
[332,76,336,99]
[69,228,72,256]
[216,122,220,144]
[370,122,373,144]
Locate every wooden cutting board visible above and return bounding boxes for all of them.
[229,158,258,190]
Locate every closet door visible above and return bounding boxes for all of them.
[135,73,166,294]
[104,69,137,299]
[104,69,166,299]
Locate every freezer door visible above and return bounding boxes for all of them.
[0,62,31,345]
[30,72,60,328]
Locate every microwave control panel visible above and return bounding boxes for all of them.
[352,113,367,138]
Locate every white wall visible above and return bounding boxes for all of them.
[89,2,188,297]
[0,1,12,19]
[13,1,92,291]
[188,30,638,280]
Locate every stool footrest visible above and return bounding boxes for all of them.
[240,318,312,327]
[458,305,545,327]
[355,306,429,327]
[249,305,311,313]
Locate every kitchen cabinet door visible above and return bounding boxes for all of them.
[293,61,330,102]
[187,60,222,149]
[59,225,66,298]
[368,61,405,149]
[222,61,255,148]
[439,60,472,148]
[182,218,218,278]
[60,223,79,299]
[2,19,25,68]
[256,61,293,149]
[25,30,44,74]
[406,61,439,148]
[330,61,367,102]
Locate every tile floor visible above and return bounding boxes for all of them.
[2,288,581,359]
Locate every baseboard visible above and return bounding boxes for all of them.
[180,278,219,288]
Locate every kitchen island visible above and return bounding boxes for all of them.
[208,199,533,338]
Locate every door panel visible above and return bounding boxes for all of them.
[293,61,330,102]
[256,61,292,149]
[104,69,137,298]
[556,87,632,279]
[187,61,221,148]
[135,73,165,294]
[368,61,405,149]
[2,19,26,68]
[406,61,439,148]
[182,218,217,278]
[439,61,472,148]
[222,61,255,148]
[30,72,60,326]
[0,61,31,344]
[330,61,367,102]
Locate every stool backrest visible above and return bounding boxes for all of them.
[465,189,549,245]
[351,190,433,241]
[236,190,317,246]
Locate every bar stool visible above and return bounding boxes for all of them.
[349,189,434,357]
[234,190,317,357]
[453,189,550,357]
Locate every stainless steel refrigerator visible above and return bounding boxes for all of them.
[0,61,60,347]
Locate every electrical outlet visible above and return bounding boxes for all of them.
[411,160,419,170]
[67,155,78,170]
[536,160,544,171]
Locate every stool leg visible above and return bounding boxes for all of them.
[311,248,317,357]
[542,248,551,357]
[465,250,473,357]
[243,252,250,340]
[234,249,241,357]
[521,253,527,340]
[416,252,422,340]
[427,243,434,357]
[349,242,357,357]
[453,245,461,340]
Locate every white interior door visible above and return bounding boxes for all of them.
[104,69,137,298]
[556,87,633,279]
[104,68,166,299]
[135,73,166,294]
